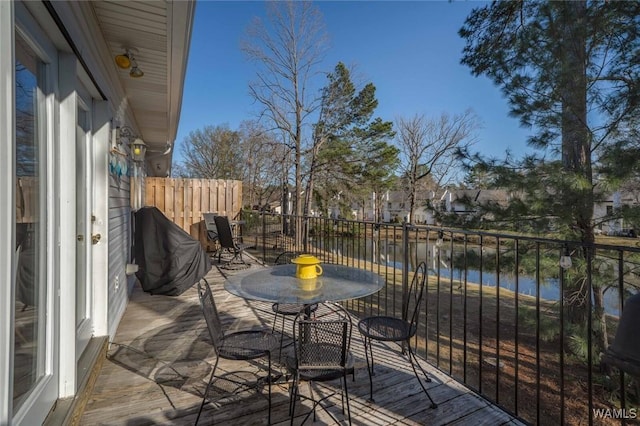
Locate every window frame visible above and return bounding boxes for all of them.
[6,3,60,425]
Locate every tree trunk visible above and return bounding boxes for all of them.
[408,188,416,225]
[304,142,320,218]
[558,0,606,354]
[592,284,609,355]
[294,89,304,249]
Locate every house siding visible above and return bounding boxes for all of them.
[108,174,133,337]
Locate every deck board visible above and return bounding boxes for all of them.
[81,258,526,425]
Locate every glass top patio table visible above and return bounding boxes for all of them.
[224,263,385,304]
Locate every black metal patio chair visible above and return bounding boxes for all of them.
[357,261,438,408]
[195,278,278,425]
[287,303,354,425]
[271,251,318,361]
[213,215,249,269]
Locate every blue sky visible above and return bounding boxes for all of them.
[175,1,533,165]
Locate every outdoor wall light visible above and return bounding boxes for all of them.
[131,138,147,162]
[112,125,138,151]
[560,246,573,269]
[114,49,144,78]
[436,230,444,247]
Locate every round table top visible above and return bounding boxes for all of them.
[224,263,385,304]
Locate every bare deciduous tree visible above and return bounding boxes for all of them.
[242,1,328,244]
[238,120,286,209]
[396,110,480,222]
[176,125,244,179]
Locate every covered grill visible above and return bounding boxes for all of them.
[133,206,211,296]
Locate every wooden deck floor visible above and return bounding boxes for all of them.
[81,258,526,426]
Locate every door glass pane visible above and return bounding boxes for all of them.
[76,108,88,327]
[14,31,47,412]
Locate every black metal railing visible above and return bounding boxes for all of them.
[241,211,640,425]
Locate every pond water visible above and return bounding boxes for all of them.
[313,238,623,316]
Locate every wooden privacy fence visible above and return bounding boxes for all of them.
[16,177,38,224]
[145,178,242,249]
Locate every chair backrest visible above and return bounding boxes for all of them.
[403,262,428,329]
[197,279,225,354]
[203,213,218,232]
[292,304,352,370]
[213,215,236,249]
[274,251,296,265]
[203,213,219,244]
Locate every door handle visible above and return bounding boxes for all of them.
[92,233,101,245]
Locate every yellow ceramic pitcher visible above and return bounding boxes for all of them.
[291,254,323,279]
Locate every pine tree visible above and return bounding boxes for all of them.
[458,0,640,355]
[306,62,398,221]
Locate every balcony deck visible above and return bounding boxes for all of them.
[81,257,525,425]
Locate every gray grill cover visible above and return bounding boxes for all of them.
[134,206,211,296]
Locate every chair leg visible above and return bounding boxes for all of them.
[293,381,320,425]
[195,356,220,425]
[272,310,278,333]
[271,309,290,363]
[362,336,375,402]
[309,381,318,422]
[267,353,272,425]
[289,375,298,421]
[342,374,352,425]
[407,345,438,409]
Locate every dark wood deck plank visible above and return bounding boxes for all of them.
[81,258,525,425]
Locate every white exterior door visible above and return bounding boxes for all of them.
[5,3,60,424]
[75,93,94,360]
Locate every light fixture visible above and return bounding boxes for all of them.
[131,138,147,162]
[115,52,132,69]
[114,49,144,78]
[436,230,444,247]
[129,66,144,78]
[560,245,572,269]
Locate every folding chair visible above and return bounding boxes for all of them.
[196,279,278,425]
[357,261,438,408]
[213,215,249,269]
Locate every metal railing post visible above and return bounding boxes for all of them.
[402,221,410,320]
[261,211,266,263]
[303,216,309,253]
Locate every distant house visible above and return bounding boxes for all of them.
[439,188,512,216]
[594,190,640,235]
[372,188,511,224]
[355,190,439,224]
[339,185,640,232]
[441,188,640,233]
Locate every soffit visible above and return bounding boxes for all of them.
[92,0,194,177]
